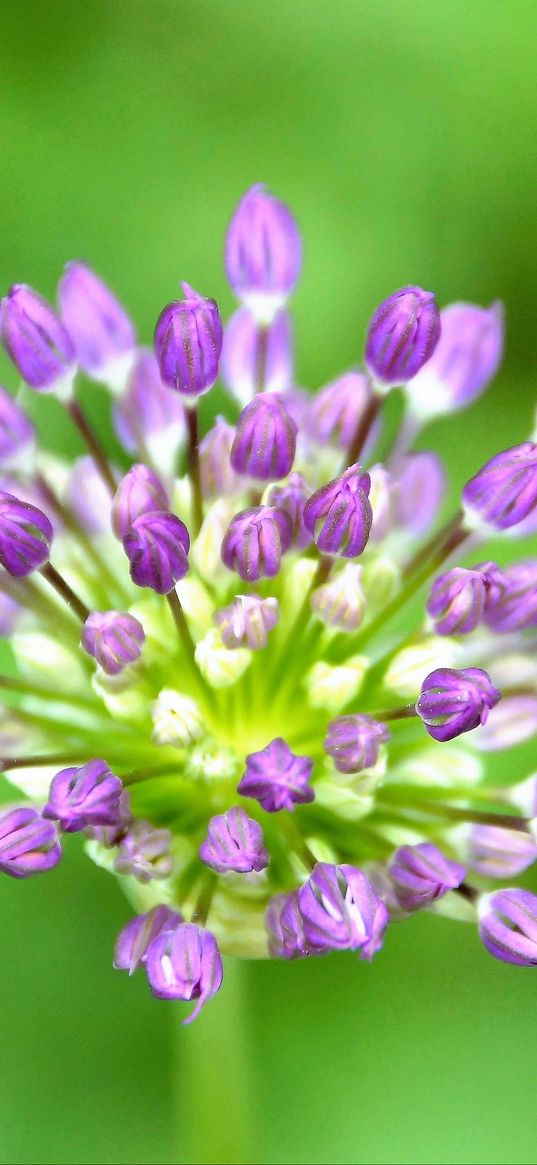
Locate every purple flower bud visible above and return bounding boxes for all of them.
[324,715,390,774]
[230,392,297,481]
[43,758,123,832]
[199,806,269,873]
[462,443,537,532]
[365,286,441,386]
[221,505,292,582]
[58,261,136,382]
[483,562,537,632]
[145,922,223,1022]
[113,349,185,456]
[154,285,223,399]
[225,184,302,321]
[111,464,169,540]
[87,788,133,847]
[123,511,190,594]
[238,737,314,813]
[1,284,76,392]
[388,843,465,912]
[0,386,35,471]
[199,416,242,498]
[266,890,322,959]
[308,370,374,449]
[214,594,279,650]
[427,566,490,635]
[478,888,537,966]
[457,824,537,879]
[303,465,373,558]
[221,307,293,406]
[114,820,174,883]
[268,473,312,549]
[67,456,114,535]
[393,451,446,538]
[0,491,53,576]
[81,610,145,675]
[409,301,504,416]
[471,695,537,752]
[114,905,183,974]
[416,667,501,743]
[310,563,365,631]
[0,806,61,878]
[297,862,388,958]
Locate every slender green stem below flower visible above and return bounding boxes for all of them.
[191,872,217,926]
[66,398,117,496]
[254,324,269,392]
[345,392,381,467]
[367,703,417,722]
[39,562,90,622]
[378,793,529,830]
[185,404,203,534]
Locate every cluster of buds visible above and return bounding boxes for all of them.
[1,183,537,1027]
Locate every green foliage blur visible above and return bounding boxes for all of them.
[0,2,537,1162]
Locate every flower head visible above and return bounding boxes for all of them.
[225,184,302,322]
[59,261,135,385]
[231,392,297,480]
[478,889,537,967]
[200,806,269,873]
[297,863,388,958]
[0,807,62,878]
[238,738,314,812]
[416,667,501,742]
[303,465,373,557]
[365,285,441,386]
[463,443,537,531]
[0,491,53,576]
[388,843,466,912]
[1,284,76,392]
[145,922,223,1022]
[154,285,223,398]
[43,759,124,832]
[122,510,190,593]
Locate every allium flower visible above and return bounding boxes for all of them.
[408,301,504,420]
[3,186,537,1023]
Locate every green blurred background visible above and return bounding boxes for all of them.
[1,1,537,1162]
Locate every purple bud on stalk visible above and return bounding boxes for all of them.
[0,386,35,471]
[457,825,537,879]
[221,505,292,582]
[114,905,183,975]
[113,349,185,457]
[114,820,174,883]
[297,862,388,958]
[58,261,136,382]
[409,301,504,416]
[365,285,441,386]
[87,788,133,847]
[0,806,62,878]
[393,451,446,538]
[324,715,390,774]
[123,511,190,594]
[230,392,297,481]
[111,464,169,539]
[416,667,501,743]
[308,370,374,449]
[311,563,365,631]
[238,737,314,813]
[303,465,373,558]
[471,695,537,751]
[67,456,114,535]
[478,888,537,967]
[266,890,322,959]
[214,594,279,650]
[225,185,302,322]
[483,562,537,632]
[0,491,53,577]
[1,284,76,392]
[199,806,269,873]
[81,610,145,675]
[388,842,465,912]
[43,759,123,833]
[200,417,243,498]
[221,307,293,405]
[154,285,223,399]
[268,473,312,550]
[427,566,490,635]
[462,443,537,532]
[145,922,223,1022]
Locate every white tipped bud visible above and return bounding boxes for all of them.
[303,655,368,713]
[368,464,393,543]
[311,563,365,632]
[384,635,459,698]
[151,688,205,747]
[195,628,251,688]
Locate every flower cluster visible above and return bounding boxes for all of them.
[1,184,537,1024]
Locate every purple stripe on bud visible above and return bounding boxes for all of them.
[221,307,293,405]
[114,820,174,883]
[410,301,504,414]
[471,695,537,752]
[1,284,76,391]
[393,451,446,537]
[427,566,490,635]
[365,286,441,386]
[154,285,223,399]
[114,905,183,975]
[458,824,537,879]
[308,370,374,449]
[123,511,190,594]
[67,456,114,535]
[221,505,292,582]
[214,594,278,650]
[266,890,322,959]
[238,737,314,813]
[388,842,465,912]
[303,465,373,558]
[145,922,223,1022]
[200,416,243,498]
[0,491,53,576]
[113,349,185,454]
[199,805,269,873]
[268,473,312,549]
[297,862,388,958]
[311,563,365,631]
[462,443,537,531]
[225,185,302,321]
[59,261,136,379]
[43,758,123,832]
[0,806,62,878]
[0,386,35,470]
[81,610,145,675]
[231,392,297,480]
[484,561,537,632]
[111,464,169,539]
[86,788,133,847]
[478,888,537,966]
[416,667,500,742]
[324,715,390,774]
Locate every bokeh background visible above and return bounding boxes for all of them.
[1,1,537,1162]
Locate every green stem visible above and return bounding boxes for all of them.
[175,958,257,1165]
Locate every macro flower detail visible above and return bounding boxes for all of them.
[0,491,53,576]
[221,505,292,581]
[388,843,466,912]
[483,562,537,631]
[416,667,501,742]
[427,566,491,635]
[303,465,373,557]
[0,807,62,878]
[0,283,76,392]
[43,759,123,832]
[408,300,504,420]
[478,889,537,966]
[114,905,183,975]
[365,285,441,386]
[225,184,302,322]
[307,370,374,449]
[462,442,537,531]
[238,738,314,812]
[266,890,321,959]
[214,594,279,650]
[154,284,223,398]
[122,510,190,593]
[145,922,223,1022]
[81,611,145,675]
[58,261,136,385]
[324,715,390,774]
[199,806,269,873]
[111,464,169,539]
[297,863,388,958]
[0,385,35,471]
[230,392,297,480]
[221,307,292,406]
[114,820,174,883]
